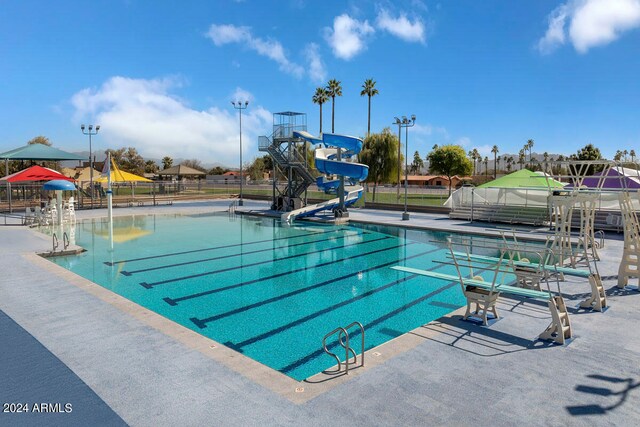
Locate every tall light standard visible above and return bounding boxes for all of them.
[81,124,100,207]
[394,117,402,201]
[394,115,416,220]
[232,101,249,206]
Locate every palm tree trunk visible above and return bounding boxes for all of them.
[331,96,335,133]
[367,95,371,136]
[319,103,323,134]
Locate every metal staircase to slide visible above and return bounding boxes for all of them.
[258,133,315,204]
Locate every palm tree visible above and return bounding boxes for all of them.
[326,79,343,133]
[518,149,525,170]
[527,139,534,165]
[162,156,173,170]
[312,87,329,134]
[483,156,489,178]
[614,150,622,161]
[506,156,513,172]
[360,78,379,137]
[631,149,637,163]
[491,145,499,178]
[472,148,480,175]
[623,149,629,162]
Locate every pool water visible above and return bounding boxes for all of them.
[51,213,495,380]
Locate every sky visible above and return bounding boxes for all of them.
[1,0,639,168]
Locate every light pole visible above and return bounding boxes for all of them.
[394,118,402,201]
[232,101,249,206]
[81,124,100,207]
[394,115,416,220]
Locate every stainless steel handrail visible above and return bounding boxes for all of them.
[322,322,365,375]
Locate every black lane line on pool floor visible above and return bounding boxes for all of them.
[146,235,392,290]
[190,246,444,328]
[280,277,458,375]
[219,251,448,349]
[163,239,413,305]
[122,230,367,276]
[104,228,358,266]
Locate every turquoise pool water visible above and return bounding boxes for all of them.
[51,213,491,380]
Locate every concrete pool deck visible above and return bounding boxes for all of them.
[1,199,639,426]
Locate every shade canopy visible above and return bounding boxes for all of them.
[158,164,206,176]
[577,167,640,189]
[0,144,86,161]
[478,169,565,189]
[43,179,77,191]
[0,165,76,183]
[95,160,152,183]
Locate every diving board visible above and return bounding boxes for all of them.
[391,266,572,345]
[451,251,606,312]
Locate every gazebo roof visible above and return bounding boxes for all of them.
[159,165,206,176]
[0,144,86,161]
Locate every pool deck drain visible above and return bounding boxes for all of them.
[2,199,639,426]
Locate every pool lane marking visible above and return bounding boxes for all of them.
[279,276,458,375]
[144,235,391,289]
[104,228,355,266]
[162,239,413,304]
[121,230,366,276]
[213,253,446,348]
[189,246,443,328]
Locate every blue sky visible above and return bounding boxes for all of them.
[1,0,639,167]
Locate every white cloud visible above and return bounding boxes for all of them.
[230,87,254,103]
[304,43,327,84]
[71,76,271,167]
[455,137,471,147]
[537,0,640,54]
[537,5,569,54]
[413,123,449,140]
[324,14,375,60]
[376,9,426,43]
[206,24,304,78]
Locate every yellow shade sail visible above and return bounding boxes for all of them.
[94,159,152,183]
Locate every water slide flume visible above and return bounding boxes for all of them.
[281,131,369,222]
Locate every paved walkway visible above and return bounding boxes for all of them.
[1,200,639,426]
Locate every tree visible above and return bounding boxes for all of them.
[247,156,267,181]
[144,160,158,174]
[468,150,475,175]
[427,145,473,195]
[518,149,526,170]
[105,148,126,166]
[483,156,489,178]
[631,149,636,163]
[209,166,229,175]
[359,128,399,202]
[326,79,342,133]
[506,156,514,172]
[181,159,206,172]
[312,87,329,134]
[572,143,603,175]
[411,150,424,174]
[27,136,51,146]
[360,78,379,137]
[120,147,145,175]
[162,156,173,170]
[526,139,534,167]
[472,148,480,175]
[491,145,499,178]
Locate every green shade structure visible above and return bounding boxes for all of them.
[478,169,565,189]
[0,144,86,161]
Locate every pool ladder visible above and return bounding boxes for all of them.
[228,200,238,219]
[322,321,365,375]
[52,232,70,252]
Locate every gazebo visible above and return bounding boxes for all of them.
[158,164,206,180]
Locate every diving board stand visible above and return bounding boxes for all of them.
[392,266,572,344]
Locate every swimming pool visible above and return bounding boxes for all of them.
[51,213,487,380]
